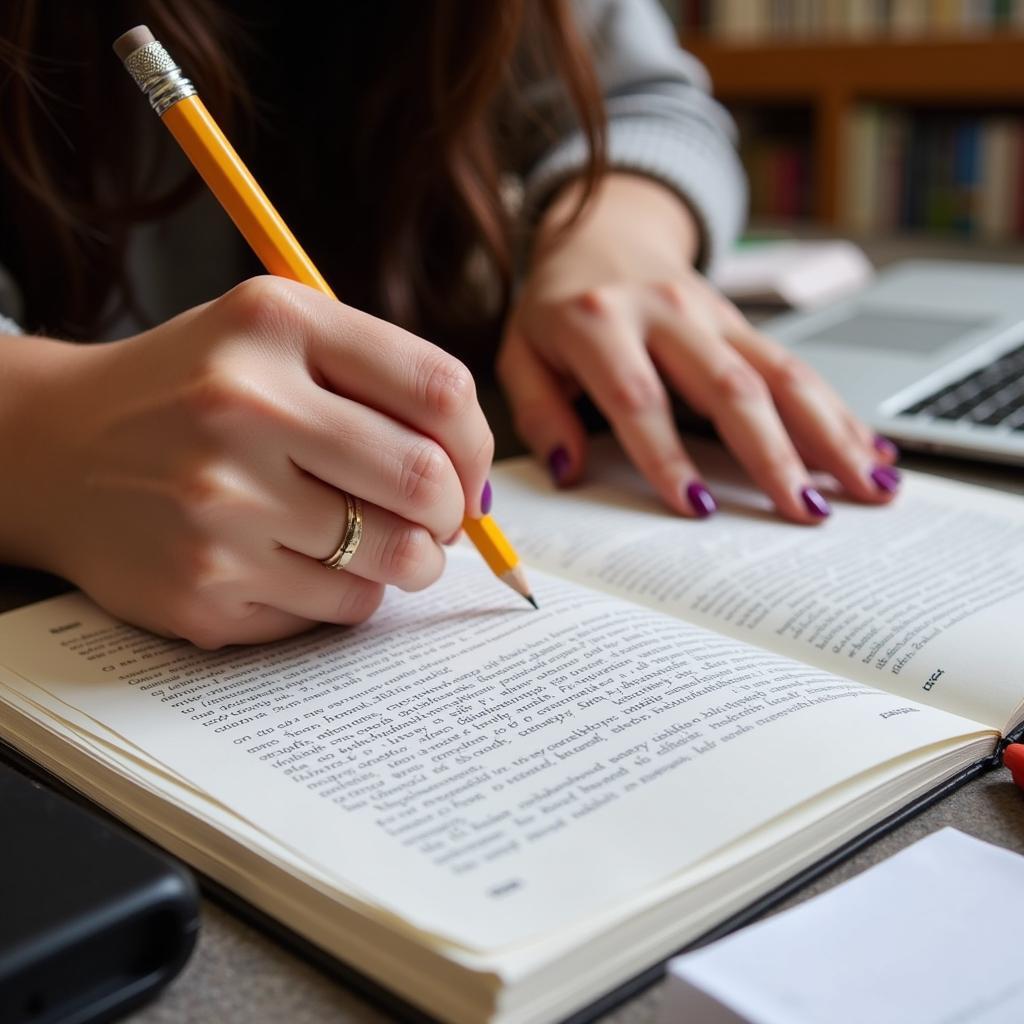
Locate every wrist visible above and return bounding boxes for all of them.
[535,171,701,271]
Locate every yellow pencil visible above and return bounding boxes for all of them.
[114,25,536,609]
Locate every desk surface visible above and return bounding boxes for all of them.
[5,240,1024,1023]
[129,770,1024,1024]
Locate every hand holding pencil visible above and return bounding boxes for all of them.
[113,26,536,612]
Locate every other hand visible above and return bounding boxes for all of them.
[497,174,899,523]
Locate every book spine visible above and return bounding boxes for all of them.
[978,117,1016,241]
[843,104,881,234]
[951,118,981,236]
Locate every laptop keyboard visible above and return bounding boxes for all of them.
[897,342,1024,429]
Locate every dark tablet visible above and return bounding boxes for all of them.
[0,761,200,1024]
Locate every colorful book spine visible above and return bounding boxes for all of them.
[675,0,1024,38]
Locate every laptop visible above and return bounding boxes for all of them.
[763,260,1024,466]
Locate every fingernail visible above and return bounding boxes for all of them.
[870,465,902,494]
[801,486,832,518]
[480,480,493,516]
[547,446,571,486]
[874,434,900,460]
[685,481,718,518]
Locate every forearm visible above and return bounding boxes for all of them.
[0,334,85,571]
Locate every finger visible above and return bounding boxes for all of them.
[250,281,496,518]
[645,301,827,523]
[284,388,464,541]
[214,605,318,646]
[497,325,588,487]
[702,282,897,472]
[838,409,899,466]
[555,297,716,517]
[161,603,317,649]
[252,547,387,625]
[726,326,901,502]
[268,474,446,592]
[319,323,495,518]
[872,430,901,464]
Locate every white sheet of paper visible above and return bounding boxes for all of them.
[661,828,1024,1024]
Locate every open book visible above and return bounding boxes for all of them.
[0,438,1022,1024]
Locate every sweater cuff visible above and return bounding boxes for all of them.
[523,117,748,275]
[0,263,24,333]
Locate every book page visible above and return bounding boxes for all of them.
[0,550,989,952]
[492,440,1024,732]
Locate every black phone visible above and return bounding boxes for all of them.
[0,758,200,1024]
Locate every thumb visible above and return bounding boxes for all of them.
[498,327,588,487]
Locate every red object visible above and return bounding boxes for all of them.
[1003,743,1024,790]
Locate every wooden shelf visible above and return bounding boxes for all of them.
[685,36,1024,224]
[686,36,1024,100]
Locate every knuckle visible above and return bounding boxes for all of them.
[176,537,235,594]
[184,364,245,420]
[399,440,448,511]
[380,525,432,585]
[646,453,689,486]
[335,581,385,624]
[221,276,300,335]
[709,362,768,405]
[174,461,242,529]
[757,448,800,482]
[770,354,817,392]
[184,363,275,425]
[607,371,667,416]
[406,548,445,591]
[573,286,612,317]
[654,279,690,313]
[420,354,475,420]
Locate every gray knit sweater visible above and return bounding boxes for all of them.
[521,0,746,269]
[0,0,745,337]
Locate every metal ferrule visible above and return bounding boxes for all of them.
[123,40,196,116]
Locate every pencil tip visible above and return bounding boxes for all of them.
[526,594,538,610]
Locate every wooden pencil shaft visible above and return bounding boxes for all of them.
[115,27,527,591]
[162,99,334,296]
[461,516,519,576]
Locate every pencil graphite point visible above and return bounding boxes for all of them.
[113,25,155,62]
[526,595,539,610]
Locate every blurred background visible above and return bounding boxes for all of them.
[660,1,1024,247]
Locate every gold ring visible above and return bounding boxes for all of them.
[322,493,364,570]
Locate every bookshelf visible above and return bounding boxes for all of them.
[683,35,1024,232]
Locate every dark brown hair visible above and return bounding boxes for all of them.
[0,1,605,341]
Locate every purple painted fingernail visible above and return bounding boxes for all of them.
[547,446,571,486]
[801,486,832,518]
[480,480,493,516]
[686,481,718,518]
[870,465,902,494]
[874,434,900,460]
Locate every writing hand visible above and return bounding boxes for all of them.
[8,278,493,646]
[497,175,899,523]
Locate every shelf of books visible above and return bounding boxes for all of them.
[668,3,1024,235]
[676,1,1024,41]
